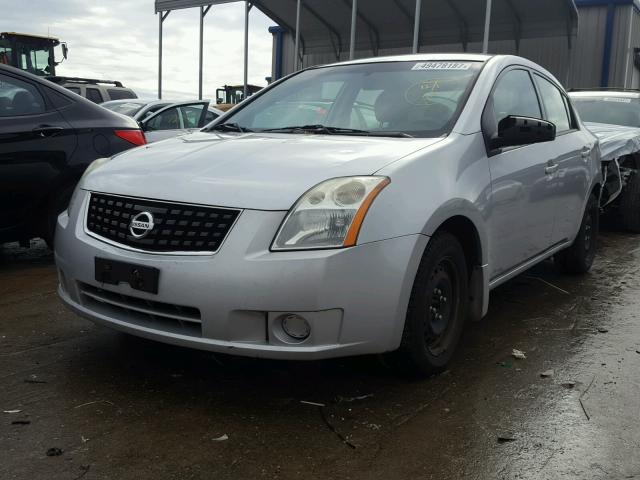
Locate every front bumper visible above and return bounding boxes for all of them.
[55,191,427,360]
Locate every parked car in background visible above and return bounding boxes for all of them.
[0,64,145,247]
[47,76,137,103]
[135,100,223,143]
[101,99,176,121]
[570,89,640,231]
[56,54,601,375]
[570,89,640,127]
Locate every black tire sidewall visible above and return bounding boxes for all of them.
[556,193,599,273]
[399,233,469,374]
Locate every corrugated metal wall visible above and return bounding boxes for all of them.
[272,4,640,90]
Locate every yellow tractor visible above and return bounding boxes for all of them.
[215,84,262,112]
[0,32,68,76]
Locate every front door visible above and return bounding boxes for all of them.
[484,68,557,279]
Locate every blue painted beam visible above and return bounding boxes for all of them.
[268,25,285,81]
[601,2,616,87]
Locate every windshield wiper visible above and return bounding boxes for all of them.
[209,122,252,133]
[261,124,338,134]
[261,125,413,138]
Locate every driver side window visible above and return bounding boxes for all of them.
[491,70,542,124]
[146,106,181,131]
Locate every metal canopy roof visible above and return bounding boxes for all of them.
[152,0,578,99]
[252,0,578,55]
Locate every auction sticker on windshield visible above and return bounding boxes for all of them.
[412,62,472,71]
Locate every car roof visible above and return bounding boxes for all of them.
[569,90,640,98]
[101,99,172,106]
[0,63,139,127]
[325,53,493,68]
[102,99,210,106]
[0,63,92,101]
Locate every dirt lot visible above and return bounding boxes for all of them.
[1,231,640,480]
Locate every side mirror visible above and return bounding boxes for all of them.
[490,115,556,150]
[62,43,68,60]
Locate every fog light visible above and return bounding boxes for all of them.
[279,313,311,340]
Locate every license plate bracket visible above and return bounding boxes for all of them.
[95,257,160,294]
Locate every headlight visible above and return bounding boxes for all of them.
[272,176,390,250]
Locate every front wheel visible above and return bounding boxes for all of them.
[555,193,599,274]
[392,232,469,376]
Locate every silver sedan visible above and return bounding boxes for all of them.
[55,54,601,375]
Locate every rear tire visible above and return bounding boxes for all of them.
[555,193,599,274]
[43,185,75,250]
[392,232,469,377]
[619,171,640,233]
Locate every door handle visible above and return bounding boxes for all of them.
[545,162,559,175]
[32,125,64,137]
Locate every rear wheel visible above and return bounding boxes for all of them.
[555,193,599,274]
[619,171,640,233]
[393,232,469,376]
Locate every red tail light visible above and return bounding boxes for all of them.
[114,129,146,146]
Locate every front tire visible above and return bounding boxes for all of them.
[555,193,599,274]
[393,232,469,376]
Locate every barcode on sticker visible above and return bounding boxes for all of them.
[412,62,472,71]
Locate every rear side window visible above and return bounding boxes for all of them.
[534,75,571,132]
[0,73,45,116]
[86,87,104,104]
[491,69,541,124]
[180,104,205,128]
[108,88,136,100]
[146,106,180,130]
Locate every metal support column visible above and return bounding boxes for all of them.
[624,6,634,88]
[412,0,422,54]
[199,5,212,100]
[482,0,492,54]
[294,0,302,70]
[349,0,357,60]
[158,10,170,99]
[243,1,251,99]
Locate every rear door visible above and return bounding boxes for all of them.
[484,68,557,279]
[0,71,76,235]
[532,73,593,244]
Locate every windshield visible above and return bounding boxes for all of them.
[214,61,483,138]
[102,101,146,117]
[572,96,640,128]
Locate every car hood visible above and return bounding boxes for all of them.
[83,131,443,210]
